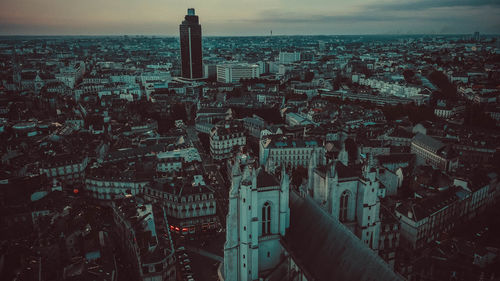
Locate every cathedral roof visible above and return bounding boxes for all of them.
[315,162,362,179]
[284,191,405,281]
[256,168,279,188]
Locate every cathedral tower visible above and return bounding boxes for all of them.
[223,151,290,280]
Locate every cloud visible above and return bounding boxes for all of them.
[237,8,460,25]
[0,0,499,35]
[366,0,500,11]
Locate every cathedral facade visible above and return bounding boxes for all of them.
[308,148,381,251]
[222,151,290,281]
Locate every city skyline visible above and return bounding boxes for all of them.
[0,0,499,36]
[1,5,500,281]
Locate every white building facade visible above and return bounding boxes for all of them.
[278,52,301,64]
[216,63,260,83]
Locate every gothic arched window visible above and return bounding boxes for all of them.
[262,202,271,235]
[339,191,350,222]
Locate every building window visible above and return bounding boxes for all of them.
[262,202,271,235]
[339,191,350,222]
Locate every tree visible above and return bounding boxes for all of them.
[303,71,315,82]
[381,104,435,123]
[171,103,188,122]
[428,70,457,98]
[403,69,415,83]
[463,104,496,129]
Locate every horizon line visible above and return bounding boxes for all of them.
[0,33,497,38]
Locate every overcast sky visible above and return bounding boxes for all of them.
[0,0,499,35]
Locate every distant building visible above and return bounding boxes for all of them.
[378,204,400,269]
[278,51,301,64]
[112,199,176,281]
[209,120,246,161]
[40,154,89,185]
[411,133,459,172]
[180,8,203,79]
[85,169,149,201]
[55,61,85,89]
[473,31,480,42]
[156,147,202,174]
[144,174,218,237]
[396,170,498,250]
[259,134,323,172]
[204,64,217,79]
[216,63,259,83]
[242,115,267,138]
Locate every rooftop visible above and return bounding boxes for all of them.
[284,191,404,281]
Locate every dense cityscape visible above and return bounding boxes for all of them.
[1,7,500,281]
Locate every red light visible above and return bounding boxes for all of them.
[170,225,175,230]
[73,189,79,194]
[175,227,180,231]
[182,228,188,232]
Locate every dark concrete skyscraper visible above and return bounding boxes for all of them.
[180,8,203,79]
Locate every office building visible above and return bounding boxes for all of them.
[216,63,259,83]
[180,8,203,79]
[278,51,301,64]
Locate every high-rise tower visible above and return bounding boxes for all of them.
[179,8,203,79]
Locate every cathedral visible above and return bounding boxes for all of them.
[220,148,402,281]
[223,150,290,280]
[308,146,382,251]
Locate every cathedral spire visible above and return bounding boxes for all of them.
[338,141,348,166]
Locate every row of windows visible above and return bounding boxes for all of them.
[87,181,139,188]
[271,155,309,161]
[145,189,213,202]
[165,204,215,211]
[270,149,311,155]
[211,134,245,141]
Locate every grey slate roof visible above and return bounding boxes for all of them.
[257,168,279,188]
[284,191,405,281]
[412,133,444,153]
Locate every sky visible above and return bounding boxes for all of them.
[0,0,499,36]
